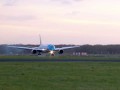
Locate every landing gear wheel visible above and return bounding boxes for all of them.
[38,53,41,55]
[51,54,55,56]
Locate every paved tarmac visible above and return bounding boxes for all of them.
[0,59,120,62]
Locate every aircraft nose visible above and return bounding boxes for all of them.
[48,45,55,50]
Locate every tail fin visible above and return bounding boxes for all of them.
[39,34,42,46]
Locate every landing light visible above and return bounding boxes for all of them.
[50,51,54,54]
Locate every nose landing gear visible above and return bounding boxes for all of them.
[51,54,55,56]
[50,51,55,56]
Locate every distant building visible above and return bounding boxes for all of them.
[73,52,88,56]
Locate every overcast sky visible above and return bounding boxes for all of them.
[0,0,120,45]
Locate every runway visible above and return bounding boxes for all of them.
[0,59,120,62]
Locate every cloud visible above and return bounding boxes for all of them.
[9,15,36,21]
[51,0,71,4]
[74,0,82,2]
[50,0,82,4]
[69,11,80,15]
[3,0,17,6]
[0,15,36,21]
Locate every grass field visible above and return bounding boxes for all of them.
[1,55,120,60]
[0,62,120,90]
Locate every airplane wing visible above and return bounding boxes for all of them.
[7,46,47,51]
[7,46,34,50]
[55,46,80,51]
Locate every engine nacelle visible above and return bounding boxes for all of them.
[58,50,64,54]
[32,50,37,54]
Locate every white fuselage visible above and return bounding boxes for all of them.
[34,44,56,52]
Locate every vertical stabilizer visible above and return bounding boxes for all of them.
[39,34,42,46]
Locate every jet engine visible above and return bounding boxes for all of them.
[32,50,37,54]
[58,50,64,54]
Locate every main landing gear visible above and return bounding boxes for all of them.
[38,52,41,55]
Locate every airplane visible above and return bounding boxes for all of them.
[8,35,80,56]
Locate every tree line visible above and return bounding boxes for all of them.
[74,45,120,54]
[0,44,120,55]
